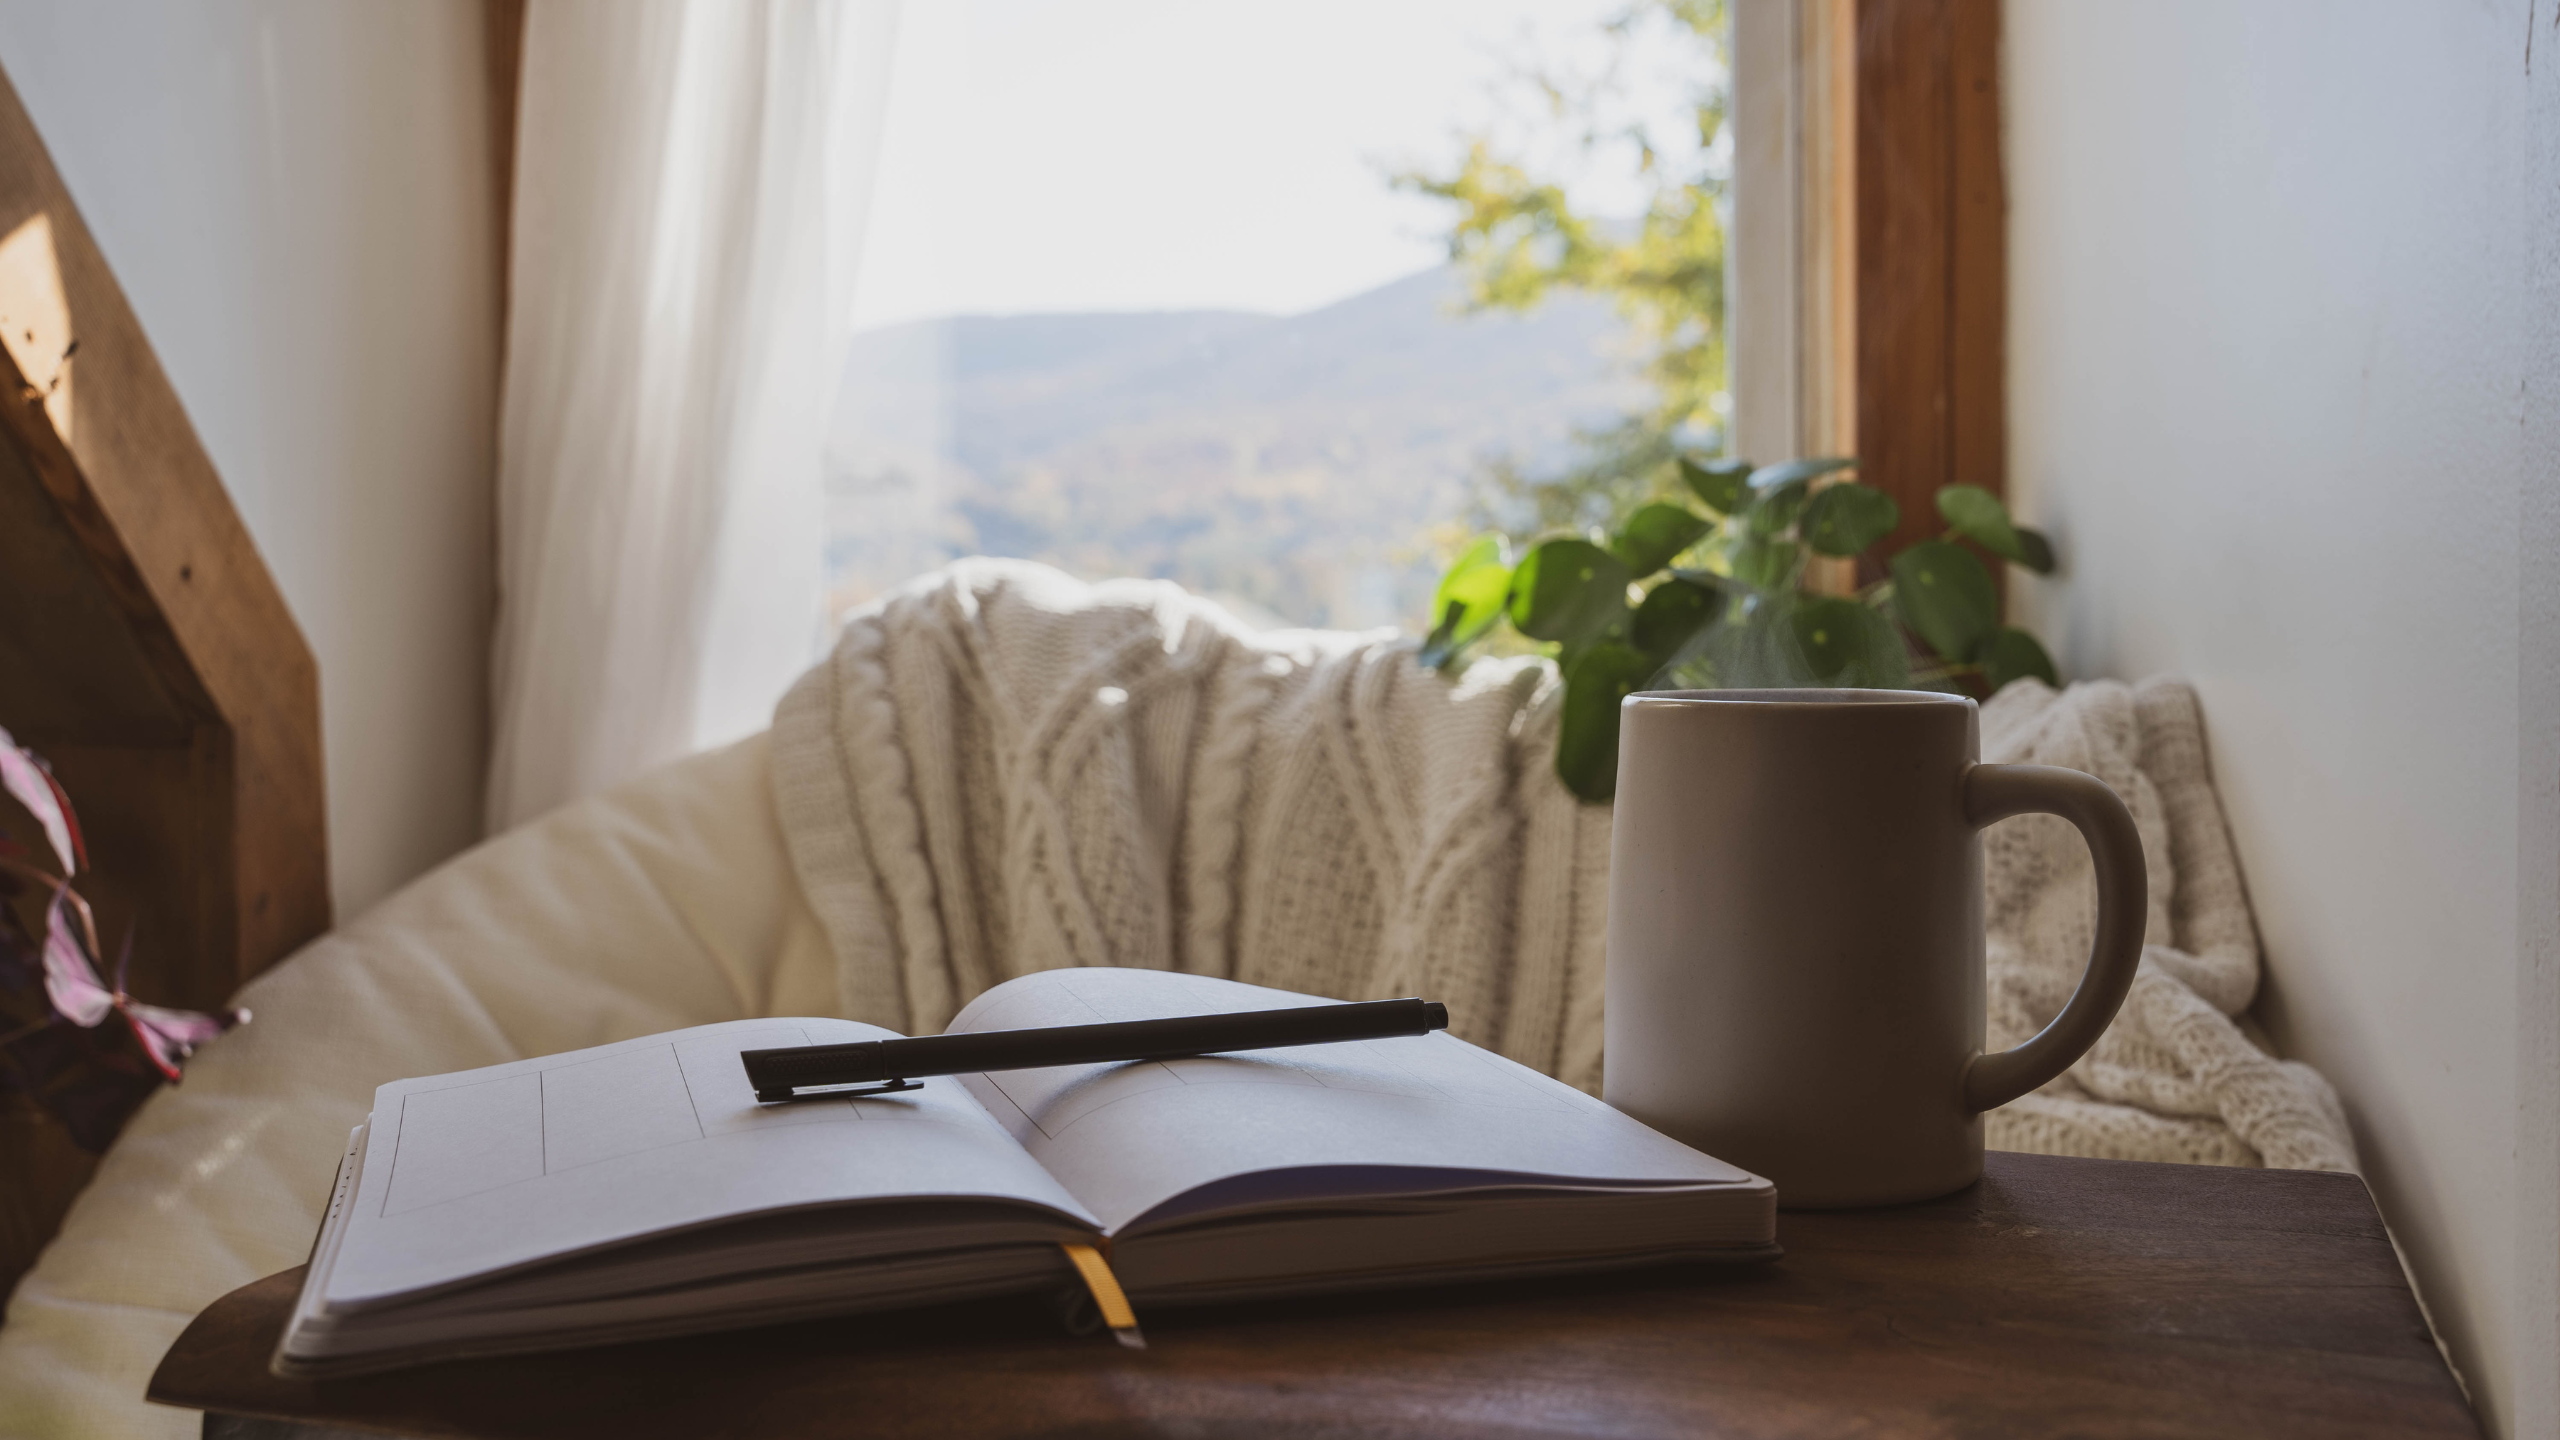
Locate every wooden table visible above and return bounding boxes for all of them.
[151,1152,2479,1439]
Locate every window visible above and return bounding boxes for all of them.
[825,0,1725,633]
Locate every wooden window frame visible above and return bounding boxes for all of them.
[0,65,330,1302]
[1731,0,2004,584]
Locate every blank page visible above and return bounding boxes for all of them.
[323,1018,1095,1309]
[946,969,1757,1234]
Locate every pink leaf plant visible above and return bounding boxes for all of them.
[0,723,247,1150]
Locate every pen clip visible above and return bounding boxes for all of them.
[753,1078,922,1105]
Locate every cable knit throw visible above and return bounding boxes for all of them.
[1978,678,2354,1170]
[771,560,2356,1173]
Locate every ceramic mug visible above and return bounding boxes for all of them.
[1601,688,2146,1208]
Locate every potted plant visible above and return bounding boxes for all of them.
[1417,458,2059,801]
[0,726,245,1154]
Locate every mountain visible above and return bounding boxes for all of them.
[824,266,1649,630]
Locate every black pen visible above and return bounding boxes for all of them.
[740,997,1451,1103]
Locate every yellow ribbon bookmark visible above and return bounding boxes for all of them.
[1060,1243,1146,1350]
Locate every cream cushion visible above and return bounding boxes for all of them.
[0,735,828,1439]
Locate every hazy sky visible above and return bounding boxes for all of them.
[848,0,1687,331]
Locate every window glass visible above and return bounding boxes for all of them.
[829,0,1728,633]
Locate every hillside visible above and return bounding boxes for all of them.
[824,266,1648,630]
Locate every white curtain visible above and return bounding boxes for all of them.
[485,0,898,831]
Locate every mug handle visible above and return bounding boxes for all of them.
[1958,763,2149,1115]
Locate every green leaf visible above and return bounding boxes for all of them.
[1936,485,2026,560]
[1791,595,1907,686]
[1418,534,1513,669]
[1508,538,1631,644]
[1611,502,1714,578]
[1419,603,1464,670]
[1747,456,1857,492]
[1630,575,1723,663]
[2014,526,2057,575]
[1742,478,1810,537]
[1677,456,1754,515]
[1555,642,1655,803]
[1798,483,1901,557]
[1727,532,1798,592]
[1979,627,2061,691]
[1889,540,1999,663]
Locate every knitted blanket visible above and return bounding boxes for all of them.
[1979,678,2355,1170]
[771,560,2355,1172]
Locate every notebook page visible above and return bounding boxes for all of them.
[946,969,1754,1233]
[322,1017,1096,1309]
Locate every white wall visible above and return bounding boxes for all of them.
[2005,3,2557,1434]
[0,2,502,921]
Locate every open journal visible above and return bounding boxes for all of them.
[279,968,1776,1376]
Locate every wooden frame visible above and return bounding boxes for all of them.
[0,63,330,1299]
[1853,0,2003,563]
[1730,0,1856,467]
[486,0,526,336]
[1730,0,2004,582]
